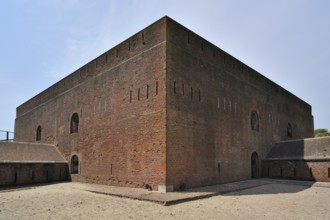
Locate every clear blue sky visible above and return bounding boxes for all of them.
[0,0,329,132]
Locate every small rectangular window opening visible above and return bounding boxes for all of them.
[199,89,201,102]
[173,81,176,94]
[105,54,108,63]
[217,162,220,175]
[116,48,119,57]
[191,88,193,99]
[328,167,330,178]
[110,164,113,175]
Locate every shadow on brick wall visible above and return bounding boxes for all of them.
[0,163,70,189]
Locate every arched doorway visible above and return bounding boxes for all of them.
[71,155,79,174]
[251,152,259,178]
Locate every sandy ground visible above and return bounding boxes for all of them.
[0,182,329,220]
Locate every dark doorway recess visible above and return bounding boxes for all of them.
[71,155,79,174]
[251,152,259,178]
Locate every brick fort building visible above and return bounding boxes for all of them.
[11,16,320,192]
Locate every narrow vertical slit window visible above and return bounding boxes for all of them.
[146,85,149,99]
[105,54,108,63]
[199,89,201,102]
[191,88,193,99]
[116,48,119,57]
[138,88,140,100]
[155,81,158,95]
[142,32,145,44]
[110,164,113,175]
[173,81,176,94]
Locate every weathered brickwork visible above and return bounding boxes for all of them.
[0,163,68,186]
[15,18,167,189]
[263,137,330,182]
[165,19,313,189]
[0,141,69,186]
[14,17,314,191]
[262,160,330,182]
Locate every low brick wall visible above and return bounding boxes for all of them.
[262,160,330,182]
[0,163,69,186]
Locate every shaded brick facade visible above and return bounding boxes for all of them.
[14,17,314,191]
[262,137,330,182]
[0,142,69,186]
[0,163,68,186]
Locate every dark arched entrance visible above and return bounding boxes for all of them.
[71,155,79,174]
[251,152,259,178]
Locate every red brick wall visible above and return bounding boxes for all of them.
[15,18,167,190]
[262,160,330,182]
[165,18,314,189]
